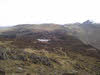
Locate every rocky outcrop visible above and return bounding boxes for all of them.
[29,54,52,66]
[0,47,8,60]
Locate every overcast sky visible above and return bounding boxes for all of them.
[0,0,100,26]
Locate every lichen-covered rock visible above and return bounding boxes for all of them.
[0,47,8,60]
[29,54,52,66]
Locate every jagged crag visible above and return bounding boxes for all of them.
[0,24,99,75]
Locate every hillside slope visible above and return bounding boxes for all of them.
[64,21,100,50]
[0,24,99,75]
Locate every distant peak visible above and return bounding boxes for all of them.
[83,20,94,24]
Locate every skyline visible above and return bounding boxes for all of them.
[0,0,100,26]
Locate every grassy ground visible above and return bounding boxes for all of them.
[0,41,99,75]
